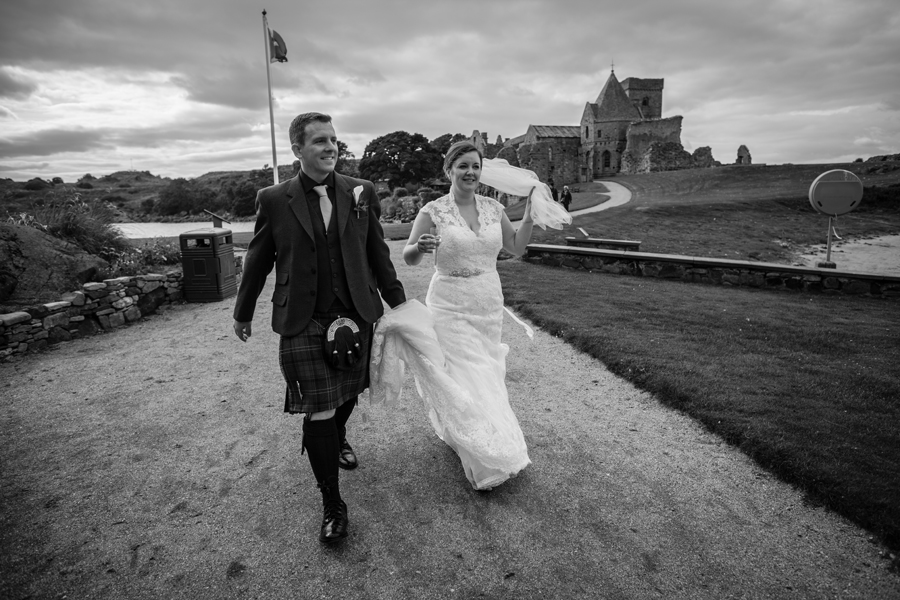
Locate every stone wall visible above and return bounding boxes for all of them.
[516,139,581,187]
[624,116,682,156]
[524,244,900,298]
[0,257,244,360]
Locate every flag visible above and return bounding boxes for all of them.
[269,28,287,63]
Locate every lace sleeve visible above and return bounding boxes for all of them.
[421,195,452,228]
[480,196,507,226]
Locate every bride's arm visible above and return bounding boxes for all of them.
[500,188,534,256]
[403,210,438,266]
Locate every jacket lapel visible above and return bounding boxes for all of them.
[286,176,315,240]
[334,173,352,236]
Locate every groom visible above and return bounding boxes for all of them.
[233,112,406,544]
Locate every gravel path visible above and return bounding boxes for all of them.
[2,240,898,599]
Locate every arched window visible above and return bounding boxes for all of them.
[602,150,611,169]
[642,96,650,106]
[584,126,589,139]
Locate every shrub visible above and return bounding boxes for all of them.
[24,178,49,191]
[51,177,64,185]
[156,178,195,216]
[380,197,402,220]
[400,196,419,221]
[376,189,392,200]
[141,198,155,213]
[118,182,132,188]
[231,181,259,217]
[393,187,410,199]
[76,182,94,189]
[14,192,130,258]
[420,190,443,205]
[79,173,95,181]
[99,239,182,279]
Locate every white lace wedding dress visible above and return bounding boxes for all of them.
[370,194,531,490]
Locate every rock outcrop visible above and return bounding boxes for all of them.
[0,224,109,309]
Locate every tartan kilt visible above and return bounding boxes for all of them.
[279,307,372,414]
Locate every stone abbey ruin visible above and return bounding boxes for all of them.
[471,69,729,187]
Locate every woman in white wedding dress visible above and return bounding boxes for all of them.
[369,141,570,489]
[392,141,539,489]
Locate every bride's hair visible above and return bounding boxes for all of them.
[443,141,483,178]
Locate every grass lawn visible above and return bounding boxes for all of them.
[531,164,900,264]
[498,258,900,552]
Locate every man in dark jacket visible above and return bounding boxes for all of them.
[233,112,406,544]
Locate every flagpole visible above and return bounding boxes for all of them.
[262,10,279,184]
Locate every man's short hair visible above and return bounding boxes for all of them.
[289,112,332,148]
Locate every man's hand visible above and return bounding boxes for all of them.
[234,320,252,342]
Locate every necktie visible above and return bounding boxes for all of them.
[313,185,331,231]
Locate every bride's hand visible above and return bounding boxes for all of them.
[416,232,441,254]
[522,187,535,224]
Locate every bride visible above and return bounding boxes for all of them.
[370,140,570,490]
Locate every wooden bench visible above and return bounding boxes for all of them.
[564,237,641,251]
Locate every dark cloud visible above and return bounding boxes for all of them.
[0,128,111,158]
[0,68,38,100]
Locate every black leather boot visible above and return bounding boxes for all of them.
[303,417,348,543]
[318,477,348,543]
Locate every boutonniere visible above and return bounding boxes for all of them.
[352,185,367,218]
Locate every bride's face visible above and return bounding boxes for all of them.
[448,151,481,194]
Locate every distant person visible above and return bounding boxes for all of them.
[550,182,559,203]
[232,112,406,544]
[561,185,572,211]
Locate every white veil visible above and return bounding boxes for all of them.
[480,158,573,230]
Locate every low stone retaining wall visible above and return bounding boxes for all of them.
[524,244,900,298]
[0,257,243,359]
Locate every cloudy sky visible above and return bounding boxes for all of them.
[1,0,898,182]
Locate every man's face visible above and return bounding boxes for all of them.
[292,121,337,181]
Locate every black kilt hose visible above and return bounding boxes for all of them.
[279,306,372,414]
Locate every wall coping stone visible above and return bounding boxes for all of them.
[42,301,71,311]
[526,244,900,284]
[0,312,32,327]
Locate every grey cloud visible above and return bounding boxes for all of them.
[0,105,18,119]
[0,128,110,158]
[0,68,38,100]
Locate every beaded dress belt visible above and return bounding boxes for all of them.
[444,267,484,278]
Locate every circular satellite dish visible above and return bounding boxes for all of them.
[808,169,863,216]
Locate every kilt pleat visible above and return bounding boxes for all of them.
[279,308,372,414]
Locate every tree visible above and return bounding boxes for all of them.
[231,181,259,217]
[336,140,355,174]
[358,131,443,190]
[430,133,466,156]
[156,178,194,215]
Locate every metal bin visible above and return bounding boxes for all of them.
[179,227,237,302]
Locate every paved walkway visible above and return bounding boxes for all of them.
[1,241,898,599]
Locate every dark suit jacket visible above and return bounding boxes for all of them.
[233,173,406,337]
